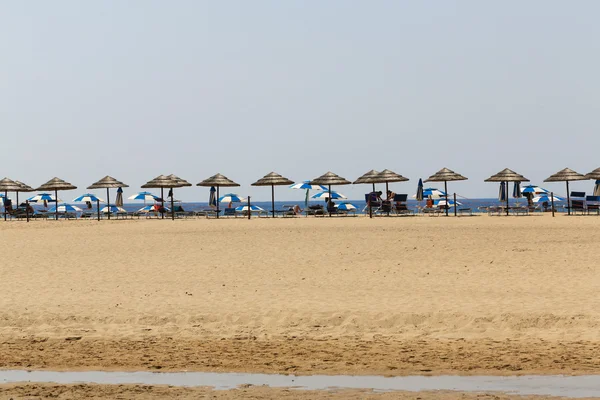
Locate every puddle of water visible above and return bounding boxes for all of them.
[0,370,599,398]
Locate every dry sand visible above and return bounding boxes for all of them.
[0,215,599,376]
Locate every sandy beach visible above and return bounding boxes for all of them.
[1,215,599,396]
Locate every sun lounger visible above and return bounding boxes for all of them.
[585,196,600,215]
[307,205,325,216]
[223,208,236,217]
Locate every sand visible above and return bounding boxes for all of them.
[1,383,591,400]
[1,215,599,377]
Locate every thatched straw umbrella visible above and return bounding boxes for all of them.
[197,173,240,219]
[544,168,587,215]
[310,172,351,216]
[36,177,77,220]
[484,168,529,216]
[142,175,188,220]
[586,168,600,180]
[0,178,22,221]
[167,174,192,187]
[251,172,294,218]
[353,170,381,218]
[424,168,468,216]
[87,176,129,220]
[378,169,410,216]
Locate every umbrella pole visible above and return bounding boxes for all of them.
[248,196,251,220]
[161,187,164,219]
[97,199,100,221]
[271,185,275,218]
[566,181,571,215]
[328,185,332,217]
[454,193,457,216]
[506,181,509,216]
[3,190,6,221]
[55,190,59,221]
[107,188,110,220]
[551,191,555,217]
[370,183,374,219]
[386,182,390,217]
[171,189,175,220]
[444,181,449,216]
[216,186,220,219]
[16,192,19,208]
[26,200,30,223]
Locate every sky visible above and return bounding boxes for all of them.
[1,1,599,201]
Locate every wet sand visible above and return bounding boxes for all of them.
[0,215,599,376]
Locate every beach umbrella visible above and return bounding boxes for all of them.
[584,168,600,196]
[128,192,161,203]
[513,182,522,199]
[353,170,382,218]
[434,199,462,207]
[115,187,124,207]
[544,168,587,215]
[484,168,529,216]
[137,204,170,213]
[101,205,127,214]
[48,204,83,213]
[412,187,445,199]
[143,174,189,220]
[290,181,327,210]
[219,193,246,203]
[533,194,564,203]
[425,168,468,216]
[251,172,294,218]
[10,180,35,220]
[521,185,549,194]
[36,178,77,221]
[498,181,507,202]
[197,173,240,219]
[235,204,265,212]
[309,172,351,216]
[594,180,600,197]
[28,193,60,205]
[415,178,424,202]
[0,178,22,221]
[72,193,106,210]
[311,191,347,200]
[337,202,357,211]
[87,176,129,220]
[209,187,217,208]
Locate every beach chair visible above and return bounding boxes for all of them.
[569,192,586,214]
[307,205,324,216]
[586,196,600,215]
[392,194,410,215]
[223,208,236,217]
[362,193,381,214]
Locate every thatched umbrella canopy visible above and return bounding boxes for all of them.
[36,177,77,221]
[544,168,587,215]
[378,169,409,193]
[310,172,351,216]
[88,176,129,220]
[167,174,192,187]
[353,170,382,218]
[197,173,240,219]
[484,168,529,215]
[251,172,294,218]
[586,167,600,180]
[0,178,22,221]
[142,175,186,220]
[425,168,468,216]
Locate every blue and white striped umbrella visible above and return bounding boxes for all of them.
[128,192,160,201]
[235,205,265,212]
[101,205,127,213]
[412,187,445,199]
[498,182,507,202]
[48,204,82,213]
[73,193,105,203]
[533,194,564,203]
[219,193,245,203]
[336,202,357,211]
[434,199,462,207]
[27,193,60,203]
[289,181,327,191]
[311,191,347,200]
[522,185,549,194]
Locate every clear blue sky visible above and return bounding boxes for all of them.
[1,1,599,201]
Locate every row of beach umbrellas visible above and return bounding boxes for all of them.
[1,167,599,221]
